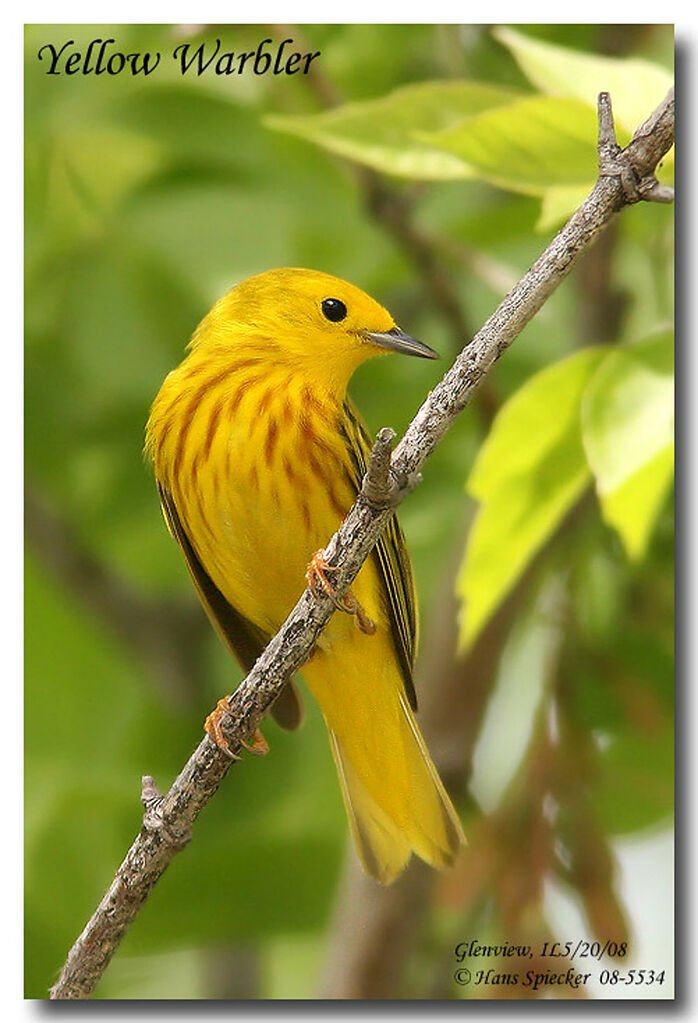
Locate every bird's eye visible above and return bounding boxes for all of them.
[321,298,347,323]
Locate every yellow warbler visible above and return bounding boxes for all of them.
[146,268,465,883]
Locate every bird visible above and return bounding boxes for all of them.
[145,268,465,884]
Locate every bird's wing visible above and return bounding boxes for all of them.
[340,399,418,711]
[157,482,304,731]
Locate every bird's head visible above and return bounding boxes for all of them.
[190,268,438,392]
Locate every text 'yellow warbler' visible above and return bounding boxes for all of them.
[146,268,465,883]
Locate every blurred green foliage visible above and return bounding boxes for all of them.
[271,28,673,223]
[25,23,673,999]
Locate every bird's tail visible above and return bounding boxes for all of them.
[326,691,465,885]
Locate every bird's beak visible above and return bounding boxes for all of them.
[362,327,439,360]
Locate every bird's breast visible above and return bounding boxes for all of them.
[164,365,359,634]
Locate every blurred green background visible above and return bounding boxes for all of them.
[25,24,674,999]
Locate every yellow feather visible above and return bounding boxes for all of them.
[146,268,465,883]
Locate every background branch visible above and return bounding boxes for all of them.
[49,89,674,1000]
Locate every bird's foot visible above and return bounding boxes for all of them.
[306,550,376,634]
[204,697,269,759]
[306,549,340,598]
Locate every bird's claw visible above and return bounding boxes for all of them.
[306,550,376,634]
[306,549,340,599]
[340,591,377,634]
[204,697,269,758]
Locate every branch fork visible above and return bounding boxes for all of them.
[360,427,422,509]
[597,90,675,205]
[141,776,191,849]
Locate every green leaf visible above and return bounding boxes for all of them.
[495,27,674,143]
[582,330,674,559]
[494,29,674,226]
[422,96,601,196]
[457,348,605,647]
[265,80,517,180]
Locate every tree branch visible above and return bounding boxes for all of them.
[49,89,674,1000]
